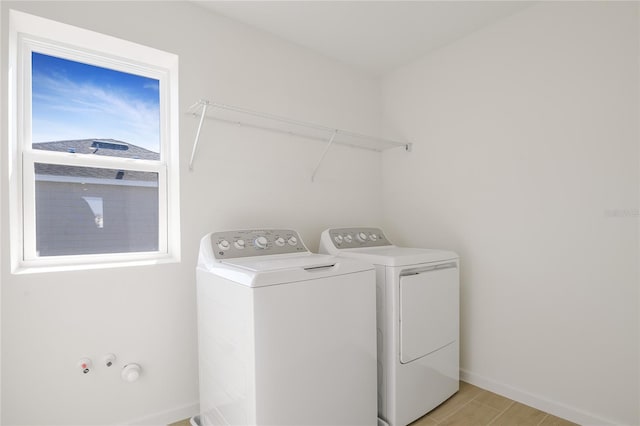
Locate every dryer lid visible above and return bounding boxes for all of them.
[334,246,458,267]
[399,265,459,363]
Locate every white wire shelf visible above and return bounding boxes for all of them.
[187,99,411,179]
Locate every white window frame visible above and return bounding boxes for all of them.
[8,10,181,273]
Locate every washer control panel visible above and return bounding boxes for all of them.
[327,227,391,249]
[210,229,308,259]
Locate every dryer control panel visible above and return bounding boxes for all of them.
[325,227,391,249]
[209,229,308,259]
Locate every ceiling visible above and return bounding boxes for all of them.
[197,1,534,76]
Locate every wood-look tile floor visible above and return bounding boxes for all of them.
[168,381,579,426]
[410,381,578,426]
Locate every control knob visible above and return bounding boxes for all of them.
[234,239,246,250]
[287,236,298,246]
[344,234,353,243]
[217,240,230,250]
[334,235,343,245]
[357,232,368,242]
[254,236,268,249]
[369,234,378,242]
[275,237,286,247]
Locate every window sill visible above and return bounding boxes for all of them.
[12,253,180,275]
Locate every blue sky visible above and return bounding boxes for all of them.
[31,52,160,153]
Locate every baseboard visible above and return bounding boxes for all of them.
[124,401,199,426]
[121,372,621,426]
[460,369,615,426]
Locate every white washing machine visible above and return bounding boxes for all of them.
[196,229,378,426]
[319,227,459,426]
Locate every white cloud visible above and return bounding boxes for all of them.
[32,72,160,152]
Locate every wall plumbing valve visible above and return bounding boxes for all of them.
[103,353,116,367]
[77,358,92,374]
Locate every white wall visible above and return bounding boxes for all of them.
[381,2,639,425]
[3,2,639,425]
[0,2,384,424]
[0,3,3,424]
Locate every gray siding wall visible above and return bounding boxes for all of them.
[35,180,158,256]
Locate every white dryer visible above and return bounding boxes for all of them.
[196,229,377,426]
[319,227,459,426]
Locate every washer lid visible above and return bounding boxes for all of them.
[221,252,335,272]
[333,246,458,267]
[200,252,374,287]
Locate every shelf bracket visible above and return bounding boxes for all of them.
[189,100,210,170]
[311,129,339,182]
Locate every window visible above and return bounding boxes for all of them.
[9,10,180,272]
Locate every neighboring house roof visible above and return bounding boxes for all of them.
[33,138,159,160]
[33,139,159,183]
